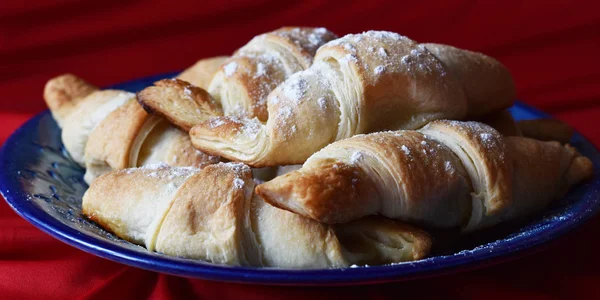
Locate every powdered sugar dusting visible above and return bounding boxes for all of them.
[349,151,365,164]
[255,62,266,77]
[323,30,422,82]
[274,61,337,140]
[238,117,263,140]
[339,53,358,64]
[228,50,285,108]
[444,161,454,173]
[480,133,493,143]
[220,162,250,174]
[401,145,411,156]
[314,27,327,34]
[279,106,293,119]
[362,30,409,41]
[239,117,263,139]
[428,120,506,161]
[274,27,337,56]
[117,163,202,180]
[208,118,226,128]
[224,62,237,77]
[183,87,193,100]
[140,163,170,170]
[418,135,440,155]
[343,43,356,51]
[276,105,295,135]
[207,116,263,140]
[317,97,327,109]
[400,44,447,76]
[282,76,308,102]
[233,177,245,189]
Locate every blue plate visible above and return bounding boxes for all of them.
[1,73,599,285]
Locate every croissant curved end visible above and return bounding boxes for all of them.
[256,161,377,224]
[137,79,222,132]
[44,74,98,127]
[61,90,134,166]
[564,145,594,186]
[190,116,271,166]
[255,171,315,219]
[333,217,433,264]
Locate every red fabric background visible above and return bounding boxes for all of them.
[1,0,600,299]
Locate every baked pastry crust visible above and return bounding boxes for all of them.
[43,74,220,184]
[207,27,338,122]
[43,74,98,127]
[422,43,516,117]
[138,27,338,128]
[61,89,135,166]
[84,98,219,183]
[257,120,593,231]
[190,31,516,167]
[46,27,593,269]
[137,78,222,132]
[82,163,431,268]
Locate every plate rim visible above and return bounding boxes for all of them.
[1,74,599,285]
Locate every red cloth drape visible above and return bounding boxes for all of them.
[1,1,599,299]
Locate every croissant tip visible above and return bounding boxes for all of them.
[569,155,594,184]
[137,79,222,132]
[43,73,92,100]
[136,89,158,111]
[256,171,335,223]
[255,176,300,214]
[259,162,375,224]
[43,73,98,126]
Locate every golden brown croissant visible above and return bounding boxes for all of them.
[43,74,219,184]
[137,27,338,131]
[82,163,431,268]
[256,120,593,231]
[189,31,516,167]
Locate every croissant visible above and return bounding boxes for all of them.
[43,74,219,184]
[189,31,516,167]
[256,120,593,231]
[137,27,338,131]
[82,163,431,268]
